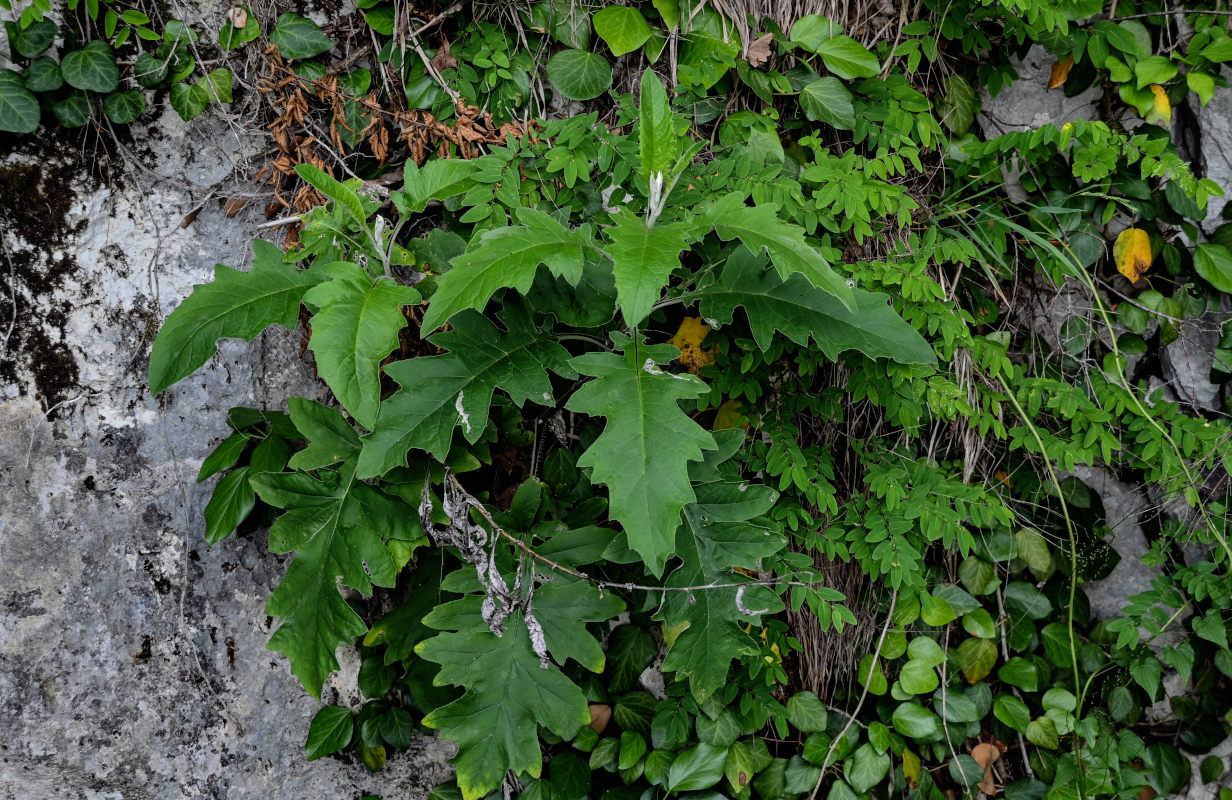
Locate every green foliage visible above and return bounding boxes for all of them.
[139,1,1232,798]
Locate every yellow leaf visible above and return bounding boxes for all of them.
[1114,227,1153,283]
[903,749,922,789]
[662,620,690,648]
[1048,54,1074,89]
[714,398,759,431]
[1145,84,1172,126]
[359,743,387,771]
[668,317,718,374]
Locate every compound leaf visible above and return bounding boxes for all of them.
[359,303,575,477]
[149,241,322,394]
[302,262,420,429]
[565,341,716,575]
[421,207,591,331]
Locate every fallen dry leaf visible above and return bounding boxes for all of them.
[227,6,247,29]
[972,742,1002,796]
[587,703,611,734]
[431,36,457,72]
[1048,54,1074,89]
[223,197,247,217]
[746,33,774,69]
[1114,227,1152,283]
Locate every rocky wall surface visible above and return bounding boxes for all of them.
[0,101,452,800]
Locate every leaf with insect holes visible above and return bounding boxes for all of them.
[566,340,716,576]
[149,240,323,394]
[302,263,419,430]
[358,302,575,477]
[1114,227,1152,283]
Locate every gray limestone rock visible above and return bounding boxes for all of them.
[0,94,450,800]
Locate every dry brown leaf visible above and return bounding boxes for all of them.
[1114,227,1152,283]
[587,703,612,734]
[746,33,774,69]
[1048,54,1074,89]
[179,206,202,229]
[431,36,456,72]
[972,742,1001,796]
[227,6,247,29]
[223,197,247,217]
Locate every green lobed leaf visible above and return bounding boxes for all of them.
[606,212,697,327]
[149,241,322,394]
[359,303,575,476]
[271,13,334,59]
[396,159,480,216]
[546,49,613,101]
[287,398,361,471]
[302,262,420,430]
[254,465,418,697]
[421,207,591,331]
[700,250,932,363]
[417,610,591,800]
[61,40,119,93]
[533,580,625,672]
[702,197,855,308]
[565,341,716,575]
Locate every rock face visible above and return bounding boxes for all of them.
[0,118,452,799]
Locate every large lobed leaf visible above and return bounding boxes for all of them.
[418,607,592,800]
[359,303,575,477]
[149,241,322,394]
[702,193,855,309]
[605,212,698,327]
[565,340,716,576]
[302,261,420,430]
[420,207,592,331]
[700,251,935,364]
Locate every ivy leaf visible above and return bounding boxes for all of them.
[566,340,716,575]
[702,195,855,309]
[421,208,591,331]
[656,526,783,701]
[546,49,613,101]
[302,263,419,430]
[846,743,891,794]
[219,5,260,49]
[0,70,40,134]
[606,212,698,327]
[253,465,419,698]
[10,18,57,57]
[533,580,625,672]
[52,92,91,127]
[417,610,591,800]
[61,41,120,93]
[149,241,322,394]
[201,68,234,103]
[23,57,63,92]
[134,52,169,87]
[799,77,856,130]
[360,303,575,477]
[699,252,933,364]
[169,82,210,121]
[271,13,334,59]
[594,6,652,56]
[102,90,146,124]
